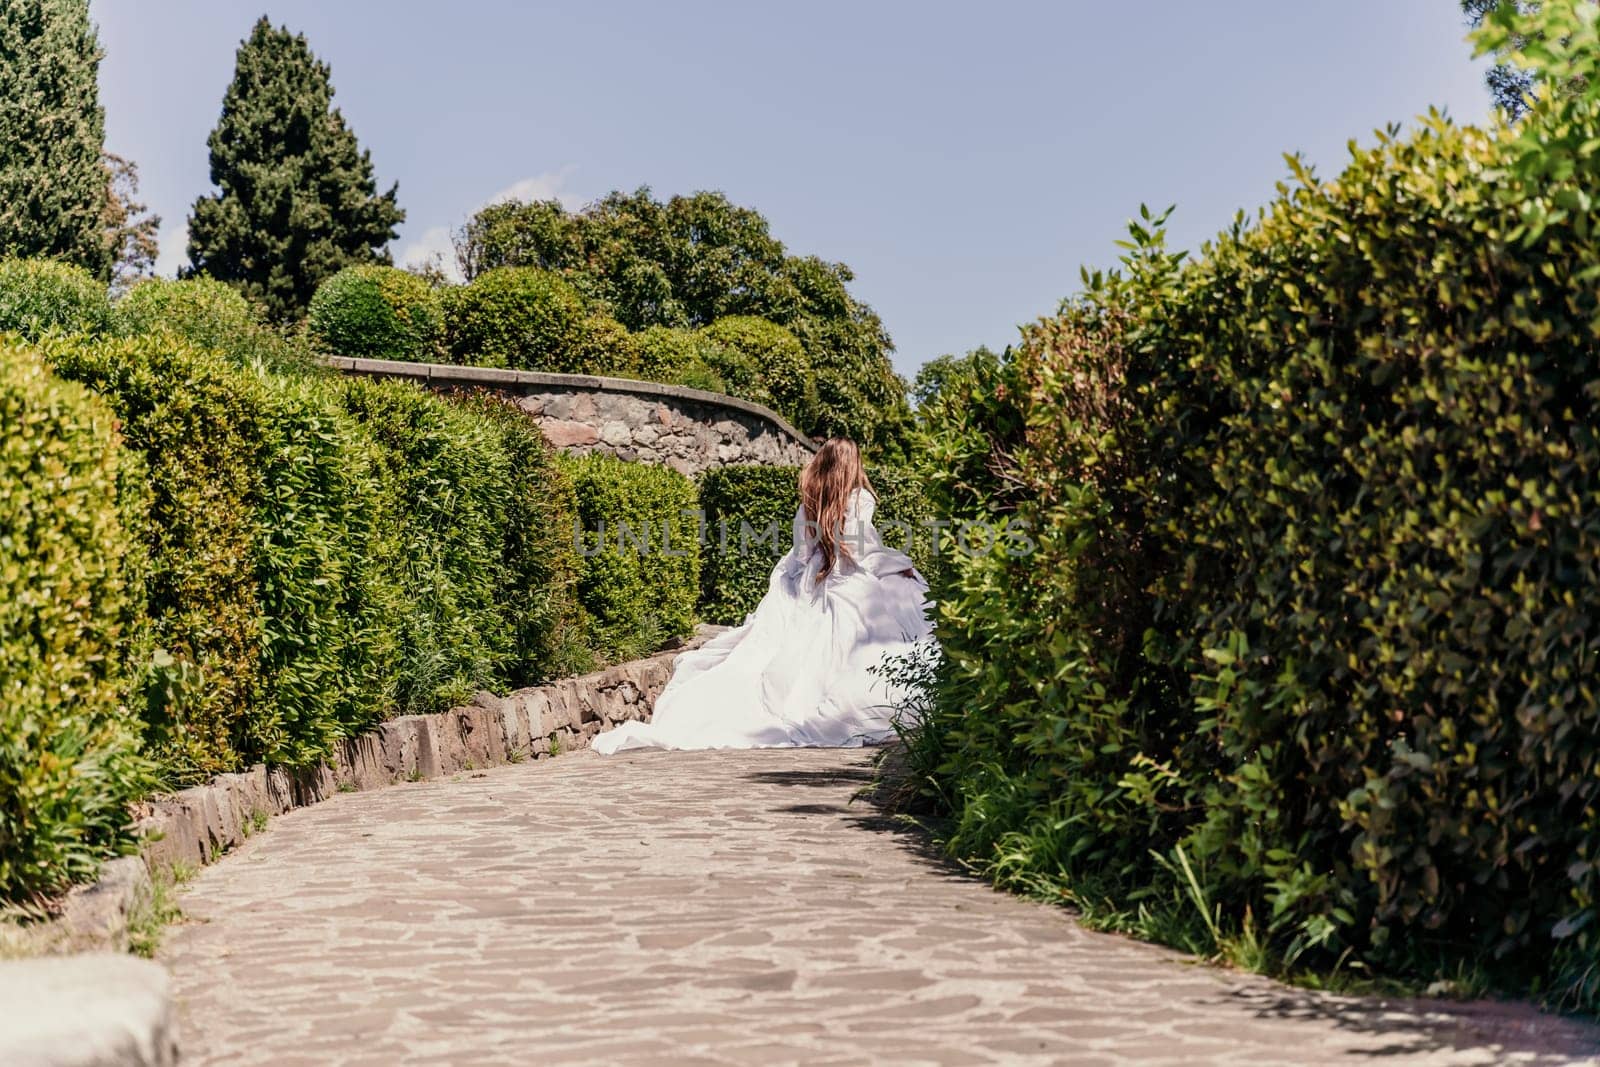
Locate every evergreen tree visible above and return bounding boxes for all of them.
[187,18,403,321]
[0,0,112,278]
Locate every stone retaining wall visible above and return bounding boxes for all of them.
[134,634,718,877]
[329,357,815,475]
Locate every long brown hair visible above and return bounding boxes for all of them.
[800,437,872,579]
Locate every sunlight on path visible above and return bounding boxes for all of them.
[160,749,1600,1066]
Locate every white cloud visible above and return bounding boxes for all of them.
[397,167,584,282]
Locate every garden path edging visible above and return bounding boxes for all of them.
[19,627,725,956]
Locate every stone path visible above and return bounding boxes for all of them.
[160,748,1600,1066]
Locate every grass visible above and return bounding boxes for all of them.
[128,861,198,959]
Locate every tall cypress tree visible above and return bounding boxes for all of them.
[0,0,112,279]
[187,18,403,321]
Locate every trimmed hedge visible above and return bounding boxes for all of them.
[307,265,443,363]
[0,258,110,340]
[697,463,941,624]
[908,91,1600,1007]
[454,392,591,684]
[44,333,269,779]
[0,337,149,901]
[113,277,306,373]
[561,453,700,664]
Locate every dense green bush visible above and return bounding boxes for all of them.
[248,373,393,765]
[339,379,587,709]
[696,465,798,624]
[307,265,443,363]
[0,337,149,901]
[450,391,590,683]
[44,333,268,780]
[444,267,588,370]
[561,453,699,663]
[0,258,110,339]
[113,277,307,373]
[697,463,942,624]
[699,316,816,428]
[908,57,1600,1008]
[634,325,727,393]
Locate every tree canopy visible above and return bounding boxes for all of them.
[455,188,910,455]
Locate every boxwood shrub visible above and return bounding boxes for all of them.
[560,453,700,663]
[307,265,443,363]
[0,337,149,900]
[444,267,587,369]
[0,258,110,340]
[448,391,591,684]
[634,325,728,393]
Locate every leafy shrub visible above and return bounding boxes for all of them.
[700,316,816,428]
[113,277,307,373]
[248,373,393,765]
[0,338,149,901]
[339,378,516,711]
[450,391,590,682]
[560,453,700,663]
[443,267,589,370]
[909,59,1600,1008]
[634,325,727,393]
[697,462,942,624]
[0,258,110,339]
[307,265,443,363]
[697,465,798,624]
[43,333,268,780]
[568,312,642,378]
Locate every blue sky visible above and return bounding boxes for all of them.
[92,2,1492,377]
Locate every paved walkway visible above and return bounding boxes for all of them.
[161,748,1600,1066]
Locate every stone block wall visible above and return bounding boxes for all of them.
[329,357,814,475]
[133,632,720,877]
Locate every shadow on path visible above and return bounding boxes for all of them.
[748,751,1600,1065]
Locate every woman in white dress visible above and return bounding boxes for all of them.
[593,437,934,754]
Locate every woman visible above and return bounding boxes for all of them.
[593,437,934,753]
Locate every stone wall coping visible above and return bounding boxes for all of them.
[326,356,817,452]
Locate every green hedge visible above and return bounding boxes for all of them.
[908,88,1600,1007]
[697,463,941,624]
[114,277,306,373]
[307,265,443,363]
[44,333,269,779]
[696,465,797,624]
[561,453,699,663]
[0,258,110,340]
[0,337,149,901]
[454,392,590,684]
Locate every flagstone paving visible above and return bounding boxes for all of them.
[160,747,1600,1066]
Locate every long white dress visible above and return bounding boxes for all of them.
[592,488,933,753]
